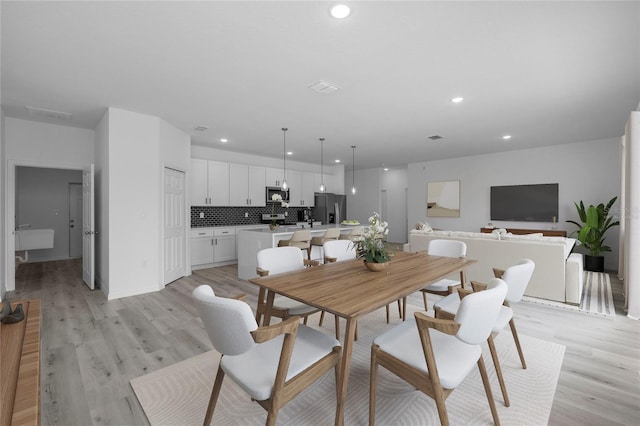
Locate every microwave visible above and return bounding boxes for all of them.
[266,186,289,203]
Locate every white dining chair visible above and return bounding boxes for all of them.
[433,258,535,407]
[370,278,508,426]
[255,246,319,326]
[420,239,467,309]
[193,285,341,426]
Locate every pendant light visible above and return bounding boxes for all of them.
[319,138,326,192]
[351,145,357,195]
[281,128,288,190]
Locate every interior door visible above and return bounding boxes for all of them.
[82,164,95,289]
[69,183,83,258]
[163,167,186,285]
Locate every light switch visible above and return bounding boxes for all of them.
[199,212,204,219]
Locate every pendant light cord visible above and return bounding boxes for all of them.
[282,128,288,189]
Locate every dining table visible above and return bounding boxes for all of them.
[249,250,477,426]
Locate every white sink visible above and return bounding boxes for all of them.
[15,229,55,251]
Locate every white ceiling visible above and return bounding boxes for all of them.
[2,1,639,170]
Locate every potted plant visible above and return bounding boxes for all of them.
[269,194,288,230]
[566,196,619,272]
[355,212,391,271]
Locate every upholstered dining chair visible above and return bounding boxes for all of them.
[255,246,320,326]
[277,229,312,259]
[433,259,535,407]
[369,278,507,426]
[420,239,467,310]
[193,285,342,426]
[310,227,341,261]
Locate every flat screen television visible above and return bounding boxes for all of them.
[490,183,559,222]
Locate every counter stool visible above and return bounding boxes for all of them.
[310,227,341,261]
[277,229,312,259]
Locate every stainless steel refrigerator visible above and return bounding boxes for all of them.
[313,193,347,225]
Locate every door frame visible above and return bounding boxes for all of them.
[5,159,86,292]
[160,162,189,288]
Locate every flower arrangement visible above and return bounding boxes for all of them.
[270,193,288,228]
[356,212,390,264]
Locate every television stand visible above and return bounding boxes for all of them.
[480,227,567,237]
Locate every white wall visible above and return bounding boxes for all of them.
[95,112,109,294]
[408,138,621,270]
[16,167,82,262]
[5,117,94,167]
[346,167,382,225]
[106,108,161,299]
[0,108,5,300]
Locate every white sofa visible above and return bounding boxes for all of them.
[404,230,582,304]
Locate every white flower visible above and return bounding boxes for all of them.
[281,201,289,208]
[271,193,283,202]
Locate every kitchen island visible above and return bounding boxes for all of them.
[237,225,353,280]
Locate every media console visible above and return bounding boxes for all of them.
[480,227,567,237]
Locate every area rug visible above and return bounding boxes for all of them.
[522,271,615,318]
[131,306,565,425]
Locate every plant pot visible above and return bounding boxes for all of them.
[364,261,389,272]
[584,255,604,272]
[269,223,280,231]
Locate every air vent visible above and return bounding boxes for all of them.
[428,135,443,140]
[309,80,340,94]
[25,106,72,121]
[193,125,208,132]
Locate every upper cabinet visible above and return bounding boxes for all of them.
[190,159,229,206]
[265,167,284,188]
[288,170,315,207]
[229,164,266,206]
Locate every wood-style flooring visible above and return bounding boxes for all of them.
[6,258,640,426]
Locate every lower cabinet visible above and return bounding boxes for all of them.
[190,229,214,266]
[213,228,236,262]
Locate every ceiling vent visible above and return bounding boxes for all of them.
[428,135,443,140]
[25,106,72,121]
[309,80,340,94]
[193,125,209,132]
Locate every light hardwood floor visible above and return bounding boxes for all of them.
[7,258,640,425]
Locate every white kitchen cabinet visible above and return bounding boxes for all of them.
[265,167,284,188]
[190,159,229,206]
[213,228,236,262]
[288,171,315,207]
[229,164,266,206]
[190,229,214,266]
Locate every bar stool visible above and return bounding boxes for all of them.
[339,225,364,241]
[310,227,341,261]
[277,229,312,259]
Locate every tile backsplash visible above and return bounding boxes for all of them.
[190,206,306,227]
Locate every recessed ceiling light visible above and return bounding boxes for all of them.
[220,138,228,143]
[383,168,389,171]
[193,125,208,132]
[451,97,464,103]
[330,4,351,19]
[287,151,293,156]
[335,159,341,163]
[502,135,512,140]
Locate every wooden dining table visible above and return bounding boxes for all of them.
[249,250,476,426]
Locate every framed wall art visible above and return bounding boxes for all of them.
[427,180,460,218]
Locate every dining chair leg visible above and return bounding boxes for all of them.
[369,346,379,426]
[266,407,279,426]
[487,334,510,407]
[509,318,527,369]
[334,315,340,340]
[385,305,390,323]
[319,311,326,327]
[422,291,428,311]
[402,297,407,321]
[477,355,501,426]
[396,299,402,319]
[255,288,266,325]
[204,366,225,425]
